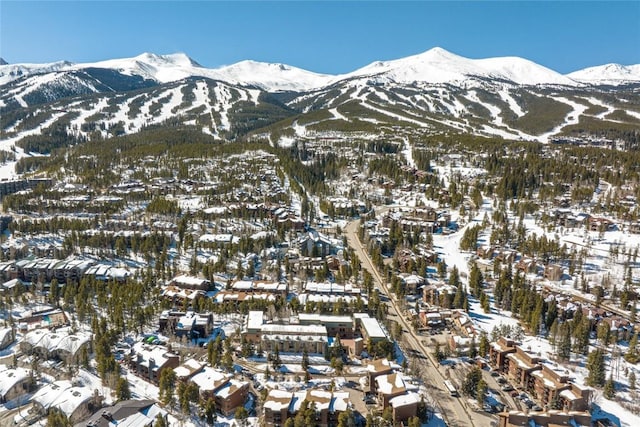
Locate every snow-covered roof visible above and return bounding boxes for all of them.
[303,281,361,295]
[263,389,293,412]
[366,358,392,373]
[132,341,177,371]
[161,286,205,300]
[171,274,209,287]
[0,365,30,397]
[32,380,93,417]
[297,313,353,324]
[306,389,333,411]
[75,399,165,427]
[389,391,421,408]
[260,324,327,336]
[298,294,366,305]
[191,367,229,392]
[360,316,387,339]
[214,379,247,399]
[23,328,90,357]
[330,391,350,412]
[0,327,13,344]
[375,373,407,395]
[246,311,264,330]
[174,358,204,379]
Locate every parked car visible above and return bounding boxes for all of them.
[501,385,514,392]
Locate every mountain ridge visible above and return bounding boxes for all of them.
[3,47,639,91]
[1,47,639,156]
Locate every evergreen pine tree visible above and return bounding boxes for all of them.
[468,336,478,358]
[478,332,489,358]
[115,376,131,401]
[625,333,639,363]
[477,378,488,404]
[604,374,616,399]
[586,349,606,387]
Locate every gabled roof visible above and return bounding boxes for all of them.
[73,399,165,427]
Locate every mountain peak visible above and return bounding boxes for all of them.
[134,52,201,68]
[420,46,459,58]
[567,63,640,84]
[0,58,7,66]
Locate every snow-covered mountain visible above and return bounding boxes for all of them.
[0,52,332,92]
[75,52,202,83]
[213,60,333,92]
[567,63,640,85]
[4,47,639,97]
[0,60,74,85]
[342,47,579,86]
[1,47,639,153]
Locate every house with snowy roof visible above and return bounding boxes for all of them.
[489,337,518,372]
[128,341,180,384]
[497,409,592,427]
[365,358,394,393]
[15,305,67,329]
[32,380,95,424]
[298,230,332,257]
[173,358,205,381]
[263,388,350,427]
[21,328,91,362]
[0,364,33,404]
[73,399,167,427]
[189,366,249,415]
[354,313,389,345]
[493,341,591,412]
[158,310,213,339]
[375,372,409,407]
[0,326,14,350]
[169,274,212,291]
[389,392,421,424]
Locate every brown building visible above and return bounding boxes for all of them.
[505,347,541,389]
[189,366,250,416]
[493,339,591,412]
[158,310,214,339]
[530,364,572,408]
[375,373,408,407]
[489,337,517,372]
[297,313,354,339]
[389,392,420,424]
[366,358,394,393]
[128,342,180,384]
[498,410,592,427]
[263,389,350,427]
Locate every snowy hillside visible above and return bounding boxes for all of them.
[1,47,639,155]
[567,63,640,85]
[0,52,332,92]
[0,60,73,85]
[0,47,609,93]
[213,60,333,92]
[341,47,579,86]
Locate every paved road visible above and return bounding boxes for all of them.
[344,216,497,427]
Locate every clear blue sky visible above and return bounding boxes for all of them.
[1,1,639,74]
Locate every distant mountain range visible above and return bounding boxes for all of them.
[1,48,639,153]
[2,48,639,91]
